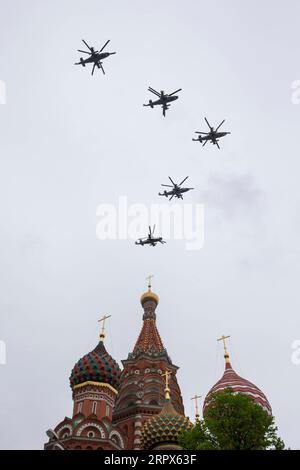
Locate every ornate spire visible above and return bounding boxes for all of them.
[113,284,186,449]
[191,394,201,422]
[98,314,111,342]
[132,309,164,355]
[147,274,153,289]
[217,334,231,368]
[162,370,172,401]
[131,277,165,357]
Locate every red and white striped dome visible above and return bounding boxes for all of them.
[203,355,272,416]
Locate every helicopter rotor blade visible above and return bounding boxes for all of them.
[161,184,173,187]
[179,176,189,186]
[77,49,91,54]
[168,88,182,96]
[168,176,176,186]
[82,39,93,51]
[215,120,225,132]
[152,224,156,235]
[169,194,174,201]
[99,62,105,74]
[202,140,208,147]
[148,87,161,97]
[204,117,212,129]
[91,63,96,75]
[99,40,110,52]
[195,131,209,134]
[216,141,220,149]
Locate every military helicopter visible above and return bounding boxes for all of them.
[193,118,230,149]
[135,225,166,247]
[159,176,194,201]
[75,39,116,75]
[143,87,182,116]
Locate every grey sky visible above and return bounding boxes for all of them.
[0,0,299,449]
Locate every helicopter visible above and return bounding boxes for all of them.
[159,176,194,201]
[193,118,230,149]
[75,39,116,75]
[135,225,166,247]
[143,87,182,116]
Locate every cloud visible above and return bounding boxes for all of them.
[200,171,264,221]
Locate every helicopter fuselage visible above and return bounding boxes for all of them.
[159,187,191,198]
[148,95,178,107]
[80,51,114,65]
[196,131,230,143]
[136,237,164,246]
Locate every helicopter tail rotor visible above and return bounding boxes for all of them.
[75,58,86,66]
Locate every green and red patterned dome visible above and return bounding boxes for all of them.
[141,400,192,450]
[69,340,121,391]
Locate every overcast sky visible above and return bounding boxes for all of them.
[0,0,299,449]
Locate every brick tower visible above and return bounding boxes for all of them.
[112,280,185,450]
[44,317,125,450]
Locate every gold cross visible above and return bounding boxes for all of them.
[146,274,154,289]
[162,370,172,400]
[98,314,111,341]
[162,370,171,388]
[217,334,230,354]
[191,394,202,420]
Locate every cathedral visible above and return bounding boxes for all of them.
[44,282,272,450]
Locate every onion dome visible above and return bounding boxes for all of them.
[141,372,192,450]
[203,341,272,416]
[69,328,121,391]
[141,399,192,450]
[140,287,159,307]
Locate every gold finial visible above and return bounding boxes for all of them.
[162,370,172,400]
[140,275,159,306]
[191,394,202,421]
[217,334,231,363]
[146,274,154,290]
[98,314,111,342]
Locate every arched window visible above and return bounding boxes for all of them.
[92,401,97,414]
[77,402,83,414]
